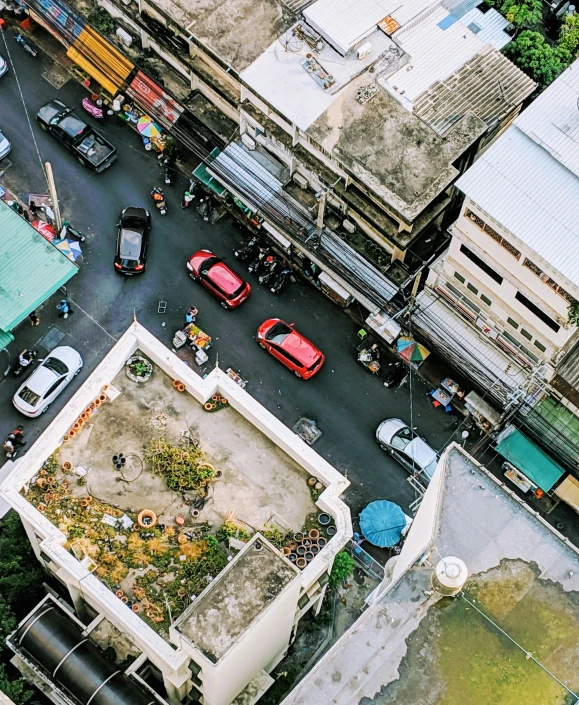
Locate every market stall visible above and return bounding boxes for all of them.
[173,323,212,365]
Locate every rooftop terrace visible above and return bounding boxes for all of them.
[281,444,579,705]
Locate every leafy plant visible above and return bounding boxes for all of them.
[568,300,579,326]
[559,13,579,59]
[503,31,571,86]
[216,520,250,544]
[500,0,542,28]
[143,438,214,491]
[131,361,150,376]
[87,7,116,34]
[260,524,287,549]
[0,664,34,705]
[329,551,354,590]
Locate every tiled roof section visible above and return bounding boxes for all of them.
[414,47,536,135]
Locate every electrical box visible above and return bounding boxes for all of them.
[357,42,372,59]
[241,133,256,150]
[116,27,133,46]
[342,219,356,233]
[292,172,309,190]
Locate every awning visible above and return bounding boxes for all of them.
[67,26,133,95]
[0,329,15,351]
[554,475,579,513]
[495,425,565,492]
[464,391,501,426]
[192,158,226,197]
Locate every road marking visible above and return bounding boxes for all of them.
[68,298,118,342]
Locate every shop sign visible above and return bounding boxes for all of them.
[127,71,184,129]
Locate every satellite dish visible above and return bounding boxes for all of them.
[279,29,303,53]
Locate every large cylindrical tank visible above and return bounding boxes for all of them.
[431,557,468,596]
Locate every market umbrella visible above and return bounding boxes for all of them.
[359,500,408,548]
[397,335,430,363]
[31,219,56,242]
[67,239,83,261]
[137,116,161,138]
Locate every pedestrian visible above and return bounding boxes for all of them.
[29,310,40,326]
[184,306,198,325]
[56,299,74,319]
[29,200,38,216]
[23,209,30,222]
[8,426,26,448]
[181,191,194,209]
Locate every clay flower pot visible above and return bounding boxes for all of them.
[177,383,185,393]
[282,547,291,556]
[288,541,298,552]
[309,529,320,540]
[305,551,314,563]
[132,603,140,613]
[317,537,327,548]
[62,461,73,472]
[294,532,304,542]
[318,513,331,526]
[138,509,157,528]
[307,476,317,487]
[296,557,307,569]
[116,590,124,598]
[99,394,107,402]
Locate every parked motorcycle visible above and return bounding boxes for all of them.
[159,155,174,186]
[199,197,213,222]
[383,360,407,389]
[258,256,280,286]
[13,349,38,377]
[234,236,260,261]
[62,221,86,242]
[81,96,104,123]
[270,267,292,294]
[15,33,38,58]
[248,247,270,275]
[151,187,167,215]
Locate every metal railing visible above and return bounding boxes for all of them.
[345,539,385,581]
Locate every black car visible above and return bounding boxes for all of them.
[114,207,151,275]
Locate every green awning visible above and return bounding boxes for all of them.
[0,200,78,330]
[495,426,565,492]
[0,329,15,351]
[193,158,226,197]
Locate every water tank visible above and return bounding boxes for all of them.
[431,557,468,596]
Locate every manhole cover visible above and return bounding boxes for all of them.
[38,326,65,350]
[293,417,322,445]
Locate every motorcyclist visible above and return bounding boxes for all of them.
[19,349,34,368]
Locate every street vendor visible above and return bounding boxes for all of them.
[184,306,198,325]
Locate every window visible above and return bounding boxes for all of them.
[45,377,66,398]
[534,340,547,353]
[465,208,521,259]
[276,347,302,367]
[507,317,519,329]
[521,328,533,341]
[514,292,560,332]
[453,271,465,284]
[43,357,68,376]
[499,331,539,364]
[460,245,503,284]
[523,258,576,304]
[467,282,479,295]
[480,293,492,307]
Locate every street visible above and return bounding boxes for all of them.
[0,42,474,522]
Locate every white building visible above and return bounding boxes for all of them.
[415,60,579,407]
[1,321,351,705]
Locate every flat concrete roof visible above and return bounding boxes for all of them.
[152,0,294,72]
[282,445,579,704]
[176,536,298,661]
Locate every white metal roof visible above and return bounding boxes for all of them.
[458,7,510,49]
[457,126,579,288]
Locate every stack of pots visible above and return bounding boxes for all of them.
[284,529,324,570]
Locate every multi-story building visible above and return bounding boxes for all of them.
[40,0,535,335]
[415,60,579,410]
[1,321,351,705]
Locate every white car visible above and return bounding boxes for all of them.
[376,418,439,482]
[0,55,7,78]
[0,129,11,160]
[13,346,83,417]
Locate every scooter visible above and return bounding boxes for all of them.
[199,197,213,222]
[270,267,292,294]
[81,97,104,123]
[383,360,407,389]
[234,236,260,261]
[151,188,167,215]
[159,156,174,186]
[4,427,26,459]
[248,247,269,275]
[13,350,38,377]
[15,33,39,58]
[62,221,86,242]
[258,257,280,286]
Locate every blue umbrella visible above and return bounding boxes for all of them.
[359,500,407,548]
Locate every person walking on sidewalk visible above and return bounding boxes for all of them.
[29,310,40,326]
[181,191,194,209]
[56,299,74,319]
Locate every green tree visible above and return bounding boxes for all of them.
[503,31,571,86]
[0,514,44,613]
[500,0,542,28]
[559,13,579,58]
[0,664,34,705]
[329,551,355,590]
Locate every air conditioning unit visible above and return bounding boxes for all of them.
[342,219,356,233]
[241,133,256,150]
[116,27,133,47]
[357,42,372,59]
[292,172,309,190]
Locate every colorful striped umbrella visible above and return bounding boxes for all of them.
[397,336,430,362]
[137,116,161,138]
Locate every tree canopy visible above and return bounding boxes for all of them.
[503,30,571,85]
[558,13,579,58]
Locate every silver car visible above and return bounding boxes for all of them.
[0,55,7,78]
[376,418,439,482]
[0,129,11,160]
[13,346,83,417]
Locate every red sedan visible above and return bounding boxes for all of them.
[187,250,251,309]
[256,319,325,379]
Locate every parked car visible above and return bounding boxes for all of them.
[187,249,251,309]
[256,318,325,379]
[36,99,116,172]
[0,129,11,160]
[114,207,151,275]
[376,418,439,482]
[0,55,8,78]
[13,346,83,417]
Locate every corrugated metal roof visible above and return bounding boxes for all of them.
[458,8,510,49]
[0,200,78,331]
[514,61,579,179]
[456,125,579,288]
[414,47,535,135]
[0,329,15,351]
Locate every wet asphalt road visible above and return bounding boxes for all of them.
[0,42,463,521]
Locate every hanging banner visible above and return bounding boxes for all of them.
[24,0,84,46]
[126,71,184,129]
[70,26,134,94]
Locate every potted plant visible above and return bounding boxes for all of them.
[126,354,153,383]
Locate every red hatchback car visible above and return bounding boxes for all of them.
[187,250,251,309]
[256,319,325,379]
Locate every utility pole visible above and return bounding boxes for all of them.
[316,188,327,231]
[45,161,63,234]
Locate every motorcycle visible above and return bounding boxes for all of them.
[151,187,167,215]
[81,97,104,123]
[62,221,86,242]
[159,156,174,186]
[4,426,26,459]
[248,247,270,275]
[234,236,260,261]
[270,267,292,294]
[383,360,407,389]
[15,33,38,58]
[258,256,280,286]
[199,197,213,222]
[13,350,38,377]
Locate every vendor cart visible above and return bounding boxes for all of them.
[173,323,212,364]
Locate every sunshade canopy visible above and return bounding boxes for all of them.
[495,426,565,492]
[360,500,407,547]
